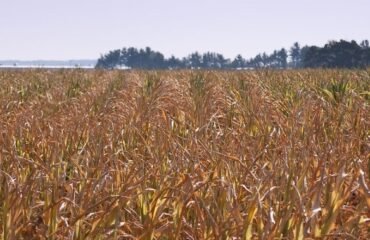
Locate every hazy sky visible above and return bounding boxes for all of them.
[1,0,369,60]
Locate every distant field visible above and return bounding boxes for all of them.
[0,69,369,239]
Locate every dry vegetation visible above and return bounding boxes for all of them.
[0,69,369,239]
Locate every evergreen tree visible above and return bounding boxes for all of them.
[277,48,288,69]
[232,54,245,69]
[360,40,369,49]
[189,52,202,69]
[290,42,301,68]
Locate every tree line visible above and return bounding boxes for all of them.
[95,39,370,69]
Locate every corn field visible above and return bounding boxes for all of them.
[0,69,369,239]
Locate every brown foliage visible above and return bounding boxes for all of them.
[0,69,369,239]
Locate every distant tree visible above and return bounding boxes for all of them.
[290,42,301,68]
[201,52,212,68]
[261,53,269,67]
[95,49,121,69]
[269,50,279,68]
[300,45,310,65]
[253,54,263,68]
[360,40,369,49]
[231,54,245,69]
[188,52,202,69]
[216,53,229,68]
[302,46,321,68]
[277,48,288,69]
[181,57,190,68]
[361,47,370,67]
[166,55,183,69]
[126,47,139,68]
[145,47,165,69]
[120,48,128,66]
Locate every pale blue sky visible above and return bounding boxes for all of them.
[1,0,369,60]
